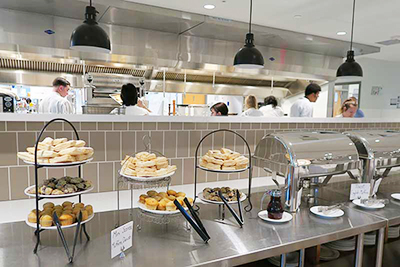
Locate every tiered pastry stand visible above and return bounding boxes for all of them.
[117,135,182,230]
[194,129,253,217]
[25,118,93,263]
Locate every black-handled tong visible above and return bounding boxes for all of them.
[218,191,244,227]
[183,198,210,239]
[174,199,210,242]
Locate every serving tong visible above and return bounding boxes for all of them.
[317,203,344,215]
[217,190,244,227]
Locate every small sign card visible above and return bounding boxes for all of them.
[350,183,371,200]
[111,221,133,259]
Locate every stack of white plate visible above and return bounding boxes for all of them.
[364,232,376,246]
[388,226,400,239]
[325,237,356,251]
[320,245,340,261]
[268,252,299,267]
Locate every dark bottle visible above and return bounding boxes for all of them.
[267,190,284,219]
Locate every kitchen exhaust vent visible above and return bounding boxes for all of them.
[376,39,400,46]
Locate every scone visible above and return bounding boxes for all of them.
[176,192,186,198]
[157,199,169,211]
[158,192,168,198]
[28,210,38,223]
[166,201,177,211]
[40,215,53,227]
[145,198,158,210]
[59,214,74,226]
[167,190,177,196]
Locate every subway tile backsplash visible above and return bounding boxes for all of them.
[1,120,399,201]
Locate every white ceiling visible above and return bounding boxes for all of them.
[126,0,400,61]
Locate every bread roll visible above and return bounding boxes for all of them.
[62,201,73,208]
[80,210,89,221]
[158,192,168,198]
[73,203,84,210]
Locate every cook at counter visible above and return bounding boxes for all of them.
[290,83,321,117]
[111,83,151,115]
[210,102,228,116]
[241,95,263,117]
[39,77,73,114]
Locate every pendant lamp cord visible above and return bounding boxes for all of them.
[350,0,356,51]
[249,0,253,33]
[90,0,92,7]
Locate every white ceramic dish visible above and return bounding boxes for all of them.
[320,246,340,261]
[198,192,247,205]
[23,158,93,167]
[310,206,344,218]
[24,185,94,198]
[258,210,293,223]
[25,214,94,230]
[198,165,248,173]
[137,201,187,215]
[352,199,385,209]
[391,193,400,201]
[119,171,175,181]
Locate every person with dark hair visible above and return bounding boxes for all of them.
[39,77,73,114]
[259,95,284,117]
[111,83,151,115]
[241,95,263,116]
[290,83,321,117]
[210,102,228,116]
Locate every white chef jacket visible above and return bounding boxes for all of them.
[241,108,264,117]
[259,105,284,117]
[39,92,73,114]
[290,97,313,117]
[111,105,149,115]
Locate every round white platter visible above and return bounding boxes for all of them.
[198,192,247,205]
[24,185,94,198]
[310,206,344,218]
[119,171,175,181]
[258,210,293,223]
[25,214,94,230]
[352,199,385,209]
[23,158,93,167]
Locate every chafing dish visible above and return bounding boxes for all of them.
[345,130,400,183]
[253,131,361,212]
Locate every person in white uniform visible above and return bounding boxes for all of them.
[290,83,321,117]
[111,83,151,115]
[259,96,284,117]
[39,77,73,114]
[241,95,264,117]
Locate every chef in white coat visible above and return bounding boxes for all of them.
[259,96,284,117]
[110,83,151,115]
[39,77,73,114]
[290,83,321,117]
[241,95,264,117]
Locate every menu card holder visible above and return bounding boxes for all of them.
[218,191,244,227]
[174,199,210,243]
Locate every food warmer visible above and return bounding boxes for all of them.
[345,130,400,184]
[253,131,362,212]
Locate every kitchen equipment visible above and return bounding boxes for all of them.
[190,104,209,116]
[0,93,15,112]
[176,104,188,116]
[253,131,361,212]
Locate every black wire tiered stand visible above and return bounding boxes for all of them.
[24,118,93,263]
[194,129,253,222]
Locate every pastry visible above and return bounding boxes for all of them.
[52,209,62,218]
[136,152,156,161]
[235,164,247,170]
[17,152,49,163]
[136,168,156,177]
[186,197,194,207]
[203,155,224,165]
[59,147,93,156]
[167,190,177,196]
[59,214,73,226]
[222,166,236,171]
[54,205,63,211]
[73,203,84,209]
[137,160,156,168]
[53,138,68,146]
[206,162,221,170]
[62,201,73,208]
[40,215,53,227]
[157,199,168,211]
[222,159,236,167]
[37,143,53,151]
[220,148,233,155]
[158,192,168,198]
[85,205,93,216]
[26,148,58,158]
[74,152,93,162]
[80,210,89,221]
[228,152,241,160]
[162,197,171,203]
[167,195,176,201]
[145,198,158,210]
[51,189,64,195]
[28,210,38,223]
[166,201,177,211]
[43,187,53,195]
[200,159,208,168]
[147,190,158,197]
[43,202,55,209]
[176,192,186,198]
[42,137,54,145]
[123,168,137,177]
[176,196,184,206]
[212,152,229,161]
[139,194,148,204]
[75,140,86,147]
[53,140,76,152]
[154,195,162,202]
[235,156,249,166]
[49,154,75,163]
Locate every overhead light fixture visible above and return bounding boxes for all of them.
[233,0,264,69]
[337,31,347,36]
[337,0,363,79]
[203,4,216,10]
[70,0,111,53]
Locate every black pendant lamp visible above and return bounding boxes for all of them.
[234,0,264,69]
[70,0,111,53]
[337,0,363,78]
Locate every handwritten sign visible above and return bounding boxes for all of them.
[111,221,133,259]
[350,183,371,200]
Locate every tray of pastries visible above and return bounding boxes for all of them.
[120,152,177,181]
[17,137,94,166]
[138,190,193,215]
[199,148,249,172]
[25,176,93,198]
[198,187,246,205]
[26,201,94,230]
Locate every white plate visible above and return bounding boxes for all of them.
[24,185,94,198]
[320,246,340,261]
[352,199,385,209]
[198,192,247,205]
[23,158,93,167]
[258,210,293,223]
[119,171,175,181]
[25,214,94,230]
[391,193,400,201]
[137,201,187,215]
[310,206,344,218]
[198,165,248,173]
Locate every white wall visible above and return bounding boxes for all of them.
[281,83,329,117]
[353,58,400,118]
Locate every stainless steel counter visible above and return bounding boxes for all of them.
[0,190,388,267]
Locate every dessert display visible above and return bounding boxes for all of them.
[201,187,243,202]
[27,201,94,228]
[138,190,193,212]
[17,137,94,164]
[200,148,249,171]
[121,152,177,178]
[26,176,93,196]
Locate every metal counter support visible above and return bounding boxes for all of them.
[354,233,364,267]
[280,254,286,266]
[299,249,305,267]
[376,228,385,267]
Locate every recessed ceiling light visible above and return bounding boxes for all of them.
[337,31,347,36]
[294,15,302,19]
[204,4,216,10]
